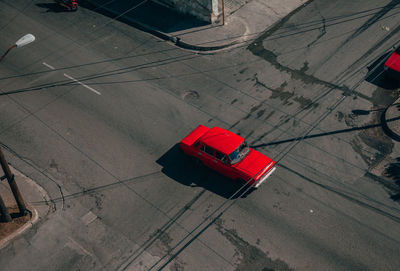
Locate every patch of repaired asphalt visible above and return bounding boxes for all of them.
[344,86,400,201]
[215,218,294,271]
[349,86,398,168]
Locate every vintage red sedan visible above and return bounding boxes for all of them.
[384,46,400,79]
[179,125,276,188]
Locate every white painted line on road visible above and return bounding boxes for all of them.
[66,237,94,258]
[63,73,101,95]
[81,211,97,225]
[42,62,55,70]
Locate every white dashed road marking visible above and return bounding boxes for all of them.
[66,237,94,258]
[63,73,101,95]
[42,62,101,95]
[81,211,98,225]
[42,62,55,70]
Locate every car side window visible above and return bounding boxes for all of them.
[201,145,214,157]
[215,151,226,163]
[193,140,200,148]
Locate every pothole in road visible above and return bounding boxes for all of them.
[182,90,199,102]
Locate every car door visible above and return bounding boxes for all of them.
[214,151,237,179]
[198,144,216,169]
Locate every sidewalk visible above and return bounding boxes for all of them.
[85,0,310,52]
[0,166,50,249]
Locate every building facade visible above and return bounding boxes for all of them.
[153,0,220,23]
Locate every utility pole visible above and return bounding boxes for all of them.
[0,193,12,222]
[0,44,16,62]
[222,0,225,25]
[0,147,27,216]
[0,34,35,220]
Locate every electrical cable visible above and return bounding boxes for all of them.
[142,41,400,271]
[2,1,400,270]
[0,2,234,267]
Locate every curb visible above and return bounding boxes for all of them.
[92,4,241,52]
[0,207,38,250]
[0,166,51,249]
[381,104,400,142]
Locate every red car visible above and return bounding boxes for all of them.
[384,46,400,79]
[179,125,276,188]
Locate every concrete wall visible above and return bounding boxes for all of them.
[153,0,220,23]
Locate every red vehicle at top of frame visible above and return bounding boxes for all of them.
[384,46,400,78]
[56,0,78,11]
[179,125,276,188]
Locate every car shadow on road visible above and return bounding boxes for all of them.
[156,144,255,199]
[366,51,400,90]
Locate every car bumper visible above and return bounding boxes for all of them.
[253,166,276,188]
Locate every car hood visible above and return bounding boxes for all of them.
[233,149,274,178]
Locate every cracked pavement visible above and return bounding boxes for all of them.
[1,0,400,270]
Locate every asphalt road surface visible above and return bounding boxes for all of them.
[1,0,400,270]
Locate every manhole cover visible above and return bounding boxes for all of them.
[182,90,199,101]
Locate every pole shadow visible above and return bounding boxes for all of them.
[251,114,400,149]
[0,207,30,223]
[156,144,254,199]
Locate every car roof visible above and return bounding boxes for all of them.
[200,127,244,154]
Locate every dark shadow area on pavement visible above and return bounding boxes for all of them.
[9,211,28,219]
[81,0,208,33]
[156,144,255,199]
[280,164,400,221]
[251,115,400,148]
[366,51,400,90]
[384,158,400,201]
[0,208,29,223]
[265,7,400,43]
[36,3,74,13]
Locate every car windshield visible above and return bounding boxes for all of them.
[229,141,250,164]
